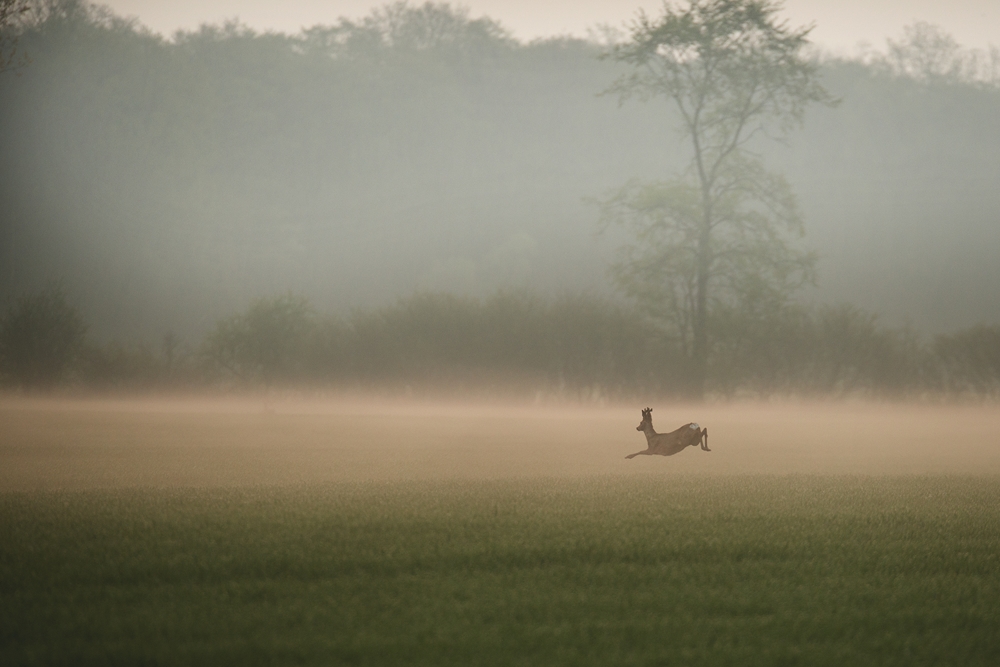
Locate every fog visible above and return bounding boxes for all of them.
[2,1,999,340]
[101,0,1000,53]
[5,8,1000,660]
[4,397,1000,491]
[1,1,999,404]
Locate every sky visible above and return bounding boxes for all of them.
[103,0,1000,53]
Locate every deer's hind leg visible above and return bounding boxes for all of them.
[625,450,651,459]
[701,428,710,451]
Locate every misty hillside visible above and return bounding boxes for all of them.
[2,1,999,341]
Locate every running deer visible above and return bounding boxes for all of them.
[626,407,710,459]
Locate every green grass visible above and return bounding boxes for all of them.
[2,476,999,666]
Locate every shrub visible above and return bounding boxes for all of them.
[0,283,87,390]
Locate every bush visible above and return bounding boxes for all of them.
[0,283,87,390]
[18,284,997,400]
[336,291,682,398]
[708,303,931,398]
[934,325,1000,397]
[201,294,316,386]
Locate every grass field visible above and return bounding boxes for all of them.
[2,397,1000,665]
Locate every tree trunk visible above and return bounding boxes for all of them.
[689,124,712,402]
[690,218,711,401]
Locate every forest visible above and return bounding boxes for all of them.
[1,0,999,398]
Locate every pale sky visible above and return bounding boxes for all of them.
[101,1,1000,53]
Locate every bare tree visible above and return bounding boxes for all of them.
[600,0,832,398]
[0,0,30,73]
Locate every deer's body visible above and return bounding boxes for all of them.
[626,407,710,459]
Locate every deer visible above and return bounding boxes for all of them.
[626,407,710,459]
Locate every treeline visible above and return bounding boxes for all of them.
[2,1,1000,341]
[2,285,998,400]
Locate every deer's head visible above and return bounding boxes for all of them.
[637,407,652,431]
